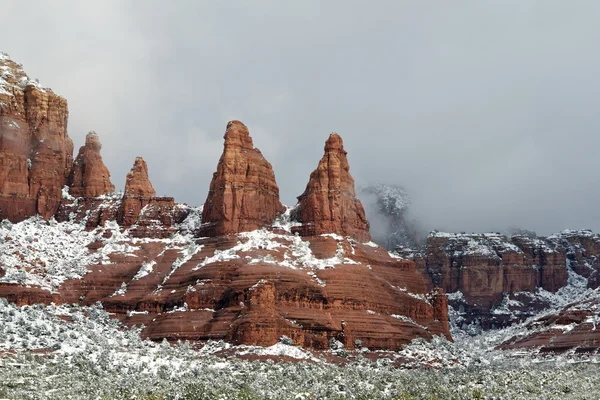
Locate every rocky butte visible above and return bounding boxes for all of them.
[68,131,115,198]
[6,52,600,354]
[0,52,73,221]
[200,120,285,236]
[0,53,451,351]
[292,133,371,242]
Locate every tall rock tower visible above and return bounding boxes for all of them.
[68,132,114,198]
[201,120,284,235]
[292,133,371,242]
[0,53,73,221]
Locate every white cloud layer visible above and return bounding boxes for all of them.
[2,0,599,234]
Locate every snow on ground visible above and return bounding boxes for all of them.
[194,227,361,272]
[271,205,302,232]
[1,298,600,399]
[0,204,207,293]
[0,217,141,291]
[4,211,600,397]
[430,231,523,257]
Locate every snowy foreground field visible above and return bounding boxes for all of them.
[1,216,600,399]
[1,300,600,400]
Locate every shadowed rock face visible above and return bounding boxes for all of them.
[119,157,156,226]
[0,54,73,221]
[292,133,370,242]
[200,120,285,236]
[68,132,114,198]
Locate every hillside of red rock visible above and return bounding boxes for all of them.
[4,52,600,355]
[499,297,600,353]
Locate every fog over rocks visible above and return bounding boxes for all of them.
[2,1,599,235]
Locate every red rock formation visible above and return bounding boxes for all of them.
[547,230,600,289]
[201,120,284,235]
[500,298,600,353]
[2,222,452,349]
[118,157,156,226]
[105,234,451,348]
[292,133,370,242]
[430,287,451,338]
[414,232,568,329]
[0,53,73,221]
[128,197,178,238]
[68,132,114,198]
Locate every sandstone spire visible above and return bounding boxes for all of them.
[0,53,73,221]
[201,120,284,235]
[119,157,156,226]
[292,133,371,242]
[68,132,114,198]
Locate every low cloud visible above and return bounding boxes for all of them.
[2,1,599,235]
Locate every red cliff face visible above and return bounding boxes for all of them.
[0,53,73,221]
[68,132,114,198]
[413,232,568,329]
[118,157,156,226]
[200,120,285,236]
[292,133,370,242]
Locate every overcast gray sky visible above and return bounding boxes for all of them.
[2,1,599,235]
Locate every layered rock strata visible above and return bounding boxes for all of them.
[292,133,370,242]
[0,53,73,221]
[0,222,452,349]
[500,298,600,353]
[118,157,156,226]
[68,132,114,198]
[200,120,285,236]
[412,232,570,329]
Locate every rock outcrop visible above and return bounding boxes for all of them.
[500,298,600,353]
[1,222,451,349]
[292,133,370,242]
[412,232,569,329]
[0,54,453,351]
[550,229,600,289]
[68,132,114,198]
[0,53,73,221]
[118,157,156,226]
[200,120,284,236]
